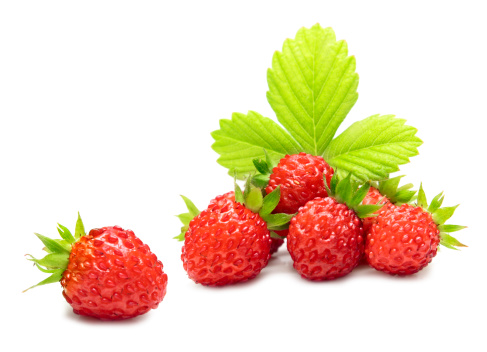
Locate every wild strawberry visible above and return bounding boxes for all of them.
[25,214,168,320]
[176,181,293,286]
[365,184,466,275]
[287,173,381,281]
[251,152,334,215]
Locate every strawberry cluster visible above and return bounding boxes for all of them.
[177,153,465,284]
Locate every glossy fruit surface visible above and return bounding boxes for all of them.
[61,226,167,320]
[181,192,272,286]
[365,204,440,275]
[266,153,334,214]
[287,197,364,280]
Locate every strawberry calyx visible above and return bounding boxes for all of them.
[250,149,275,188]
[323,171,383,218]
[416,184,467,250]
[24,213,86,292]
[175,176,295,241]
[373,175,416,205]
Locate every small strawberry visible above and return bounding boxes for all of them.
[176,180,293,286]
[252,151,334,215]
[365,184,466,275]
[287,173,382,281]
[25,214,168,320]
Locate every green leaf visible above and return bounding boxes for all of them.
[324,115,422,181]
[34,233,70,254]
[260,186,281,217]
[267,24,358,155]
[57,224,75,244]
[75,212,86,240]
[211,111,301,178]
[180,195,200,218]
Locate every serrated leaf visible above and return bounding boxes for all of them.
[75,212,86,240]
[180,195,200,218]
[260,186,281,217]
[211,111,301,178]
[57,224,75,244]
[267,24,358,155]
[324,115,422,181]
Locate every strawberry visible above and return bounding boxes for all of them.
[176,181,293,286]
[365,184,466,275]
[287,173,382,281]
[251,152,334,215]
[25,214,168,320]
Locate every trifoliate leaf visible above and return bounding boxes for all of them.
[211,111,301,178]
[267,24,358,155]
[324,115,422,181]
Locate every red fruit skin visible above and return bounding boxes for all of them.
[60,226,167,320]
[365,204,440,275]
[362,187,390,233]
[270,238,285,254]
[266,153,334,214]
[287,197,364,281]
[181,192,272,286]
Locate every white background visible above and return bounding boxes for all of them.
[1,1,486,351]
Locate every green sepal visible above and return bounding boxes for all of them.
[355,204,383,219]
[245,187,264,213]
[251,173,270,188]
[175,196,201,241]
[34,233,71,254]
[234,176,245,204]
[27,253,70,269]
[428,193,444,214]
[438,224,467,233]
[259,186,281,217]
[350,182,370,208]
[334,173,354,205]
[270,231,286,240]
[57,224,76,244]
[75,212,86,240]
[262,213,295,230]
[432,205,459,226]
[26,215,85,292]
[417,183,428,209]
[23,270,64,292]
[253,158,271,175]
[376,176,416,205]
[440,234,467,250]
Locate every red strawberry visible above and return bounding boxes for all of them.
[365,184,466,275]
[25,214,167,320]
[287,173,381,281]
[265,153,334,214]
[176,182,293,286]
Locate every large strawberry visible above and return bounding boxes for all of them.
[365,184,466,275]
[287,173,382,281]
[176,181,293,286]
[25,214,168,320]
